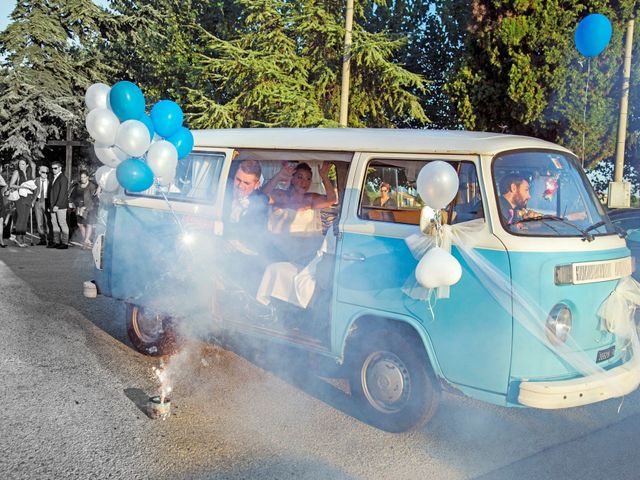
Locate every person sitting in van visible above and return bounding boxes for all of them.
[221,160,270,294]
[372,182,396,208]
[498,173,541,228]
[262,161,336,262]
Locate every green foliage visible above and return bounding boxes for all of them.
[187,0,427,128]
[0,0,114,162]
[442,0,639,170]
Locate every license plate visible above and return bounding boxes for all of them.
[596,346,615,363]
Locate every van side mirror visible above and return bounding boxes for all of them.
[420,206,437,235]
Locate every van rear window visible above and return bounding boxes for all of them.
[359,159,483,225]
[129,152,225,203]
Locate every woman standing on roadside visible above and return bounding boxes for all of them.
[69,170,98,249]
[0,171,7,247]
[9,158,36,247]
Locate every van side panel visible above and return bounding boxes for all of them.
[335,232,513,395]
[110,205,185,305]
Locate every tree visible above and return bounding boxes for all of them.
[361,0,463,128]
[0,0,114,163]
[187,0,428,128]
[441,0,638,169]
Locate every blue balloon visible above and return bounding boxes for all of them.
[116,158,154,192]
[109,81,146,121]
[138,113,155,139]
[167,127,194,160]
[151,100,184,138]
[575,13,612,57]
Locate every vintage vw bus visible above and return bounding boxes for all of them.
[88,128,640,432]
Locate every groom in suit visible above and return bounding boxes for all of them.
[47,161,69,249]
[33,165,53,246]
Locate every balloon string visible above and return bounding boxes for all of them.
[426,288,437,322]
[581,58,591,168]
[158,182,185,233]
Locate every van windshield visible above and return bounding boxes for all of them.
[493,150,615,237]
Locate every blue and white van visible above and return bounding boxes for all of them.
[88,128,640,432]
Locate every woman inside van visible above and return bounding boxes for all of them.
[262,161,336,262]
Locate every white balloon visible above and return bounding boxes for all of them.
[416,161,459,210]
[115,120,151,158]
[95,165,119,193]
[146,140,178,186]
[94,144,128,168]
[85,83,111,111]
[415,247,462,289]
[85,108,119,146]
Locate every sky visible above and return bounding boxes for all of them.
[1,0,111,32]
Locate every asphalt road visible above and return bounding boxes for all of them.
[2,243,640,479]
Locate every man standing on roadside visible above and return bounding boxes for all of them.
[34,166,53,246]
[48,161,69,249]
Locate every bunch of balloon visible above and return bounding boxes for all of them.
[574,13,613,164]
[413,161,462,290]
[84,81,194,193]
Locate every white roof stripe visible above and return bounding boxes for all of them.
[192,128,573,156]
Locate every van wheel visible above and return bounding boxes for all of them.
[349,329,440,432]
[126,304,181,356]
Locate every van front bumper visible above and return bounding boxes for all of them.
[518,359,640,409]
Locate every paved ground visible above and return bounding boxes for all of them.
[1,243,640,479]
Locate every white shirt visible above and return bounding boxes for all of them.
[38,178,48,199]
[230,196,250,223]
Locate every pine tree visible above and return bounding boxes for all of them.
[0,0,115,162]
[107,0,243,107]
[187,0,427,128]
[361,0,461,128]
[442,0,638,169]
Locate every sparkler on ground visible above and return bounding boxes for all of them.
[152,360,172,404]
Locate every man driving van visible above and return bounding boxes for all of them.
[498,173,540,227]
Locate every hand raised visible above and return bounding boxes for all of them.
[319,161,331,177]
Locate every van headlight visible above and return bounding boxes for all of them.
[546,303,572,344]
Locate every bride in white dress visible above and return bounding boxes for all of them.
[262,161,336,262]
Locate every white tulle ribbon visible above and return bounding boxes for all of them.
[599,276,640,342]
[404,218,484,299]
[405,218,640,397]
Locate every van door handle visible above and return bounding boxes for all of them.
[342,252,366,262]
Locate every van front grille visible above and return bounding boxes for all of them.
[555,257,633,285]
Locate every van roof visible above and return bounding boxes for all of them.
[192,128,572,156]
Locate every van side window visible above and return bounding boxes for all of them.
[358,159,483,225]
[132,152,225,203]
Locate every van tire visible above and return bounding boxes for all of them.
[126,304,182,356]
[348,329,440,432]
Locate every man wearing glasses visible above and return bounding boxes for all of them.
[47,161,69,249]
[34,166,53,246]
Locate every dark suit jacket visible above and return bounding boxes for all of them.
[34,176,50,204]
[49,173,69,210]
[223,189,269,251]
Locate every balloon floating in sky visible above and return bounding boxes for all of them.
[575,13,612,57]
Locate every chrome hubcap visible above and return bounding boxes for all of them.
[361,351,410,413]
[133,307,163,343]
